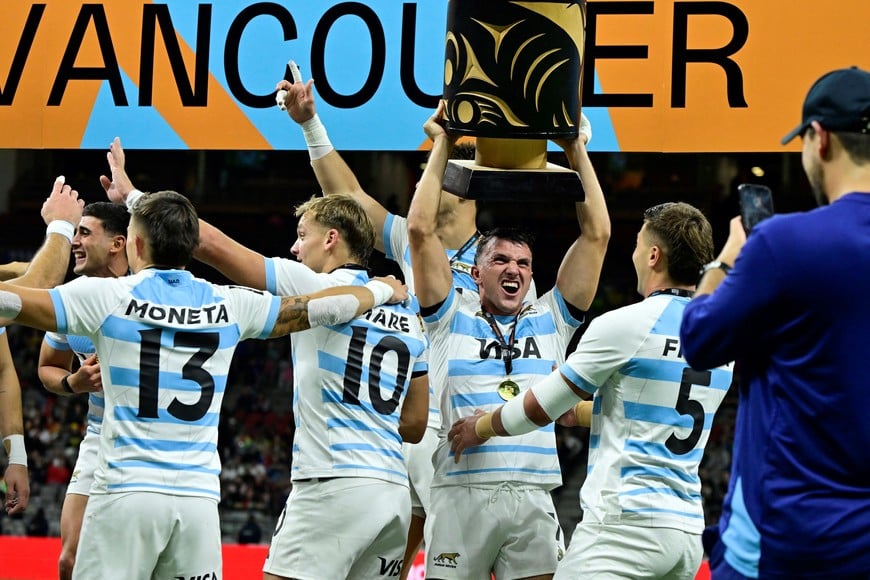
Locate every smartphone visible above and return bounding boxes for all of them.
[738,183,775,234]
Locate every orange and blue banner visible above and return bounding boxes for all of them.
[1,1,868,151]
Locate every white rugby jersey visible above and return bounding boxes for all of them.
[49,269,280,500]
[43,331,104,436]
[425,286,581,489]
[265,258,428,485]
[383,212,537,430]
[559,293,733,533]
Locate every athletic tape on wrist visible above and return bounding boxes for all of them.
[532,370,583,421]
[499,392,540,436]
[3,434,27,466]
[364,280,394,307]
[46,220,75,244]
[0,290,23,319]
[125,189,145,212]
[474,413,496,440]
[301,114,334,160]
[308,294,360,327]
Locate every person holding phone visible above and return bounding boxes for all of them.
[680,66,870,578]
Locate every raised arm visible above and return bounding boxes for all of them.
[269,277,407,338]
[406,103,456,308]
[0,331,29,514]
[553,121,611,311]
[11,177,84,290]
[194,219,268,290]
[276,63,389,252]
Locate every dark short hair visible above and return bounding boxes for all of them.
[294,194,374,266]
[642,202,713,285]
[475,227,535,266]
[131,191,200,267]
[82,202,129,237]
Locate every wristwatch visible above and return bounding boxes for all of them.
[699,260,732,277]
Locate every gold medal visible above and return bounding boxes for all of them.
[497,379,520,401]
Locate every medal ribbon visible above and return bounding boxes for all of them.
[481,311,520,376]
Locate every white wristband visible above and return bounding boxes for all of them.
[364,280,393,307]
[3,434,27,467]
[125,189,145,212]
[500,391,540,436]
[301,114,334,160]
[46,220,75,244]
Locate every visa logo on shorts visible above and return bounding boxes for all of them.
[173,573,217,580]
[378,557,402,576]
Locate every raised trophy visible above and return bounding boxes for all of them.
[442,0,587,201]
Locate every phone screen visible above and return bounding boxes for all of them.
[738,184,775,233]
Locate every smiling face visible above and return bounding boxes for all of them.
[472,237,533,316]
[72,215,121,276]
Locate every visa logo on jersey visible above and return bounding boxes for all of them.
[173,573,217,580]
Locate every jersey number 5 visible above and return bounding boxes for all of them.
[137,329,219,422]
[665,368,711,455]
[342,326,410,415]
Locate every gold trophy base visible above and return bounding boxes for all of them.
[442,160,584,202]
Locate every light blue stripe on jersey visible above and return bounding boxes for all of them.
[114,406,220,427]
[624,439,704,463]
[109,367,228,395]
[449,444,558,457]
[89,395,104,408]
[259,296,281,339]
[383,213,398,261]
[43,333,70,350]
[321,389,400,424]
[451,392,509,408]
[621,465,700,484]
[619,486,703,502]
[107,460,220,475]
[101,315,241,349]
[623,507,704,520]
[326,418,402,444]
[445,467,562,477]
[559,363,598,395]
[331,443,403,459]
[264,258,278,295]
[589,434,600,449]
[130,275,220,305]
[448,358,555,377]
[48,290,69,333]
[319,351,403,389]
[334,463,407,480]
[623,401,715,430]
[648,299,686,335]
[551,286,582,326]
[450,310,557,338]
[423,287,456,324]
[621,358,732,390]
[86,414,102,425]
[107,482,220,499]
[114,437,217,453]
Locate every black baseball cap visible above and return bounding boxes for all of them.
[781,66,870,144]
